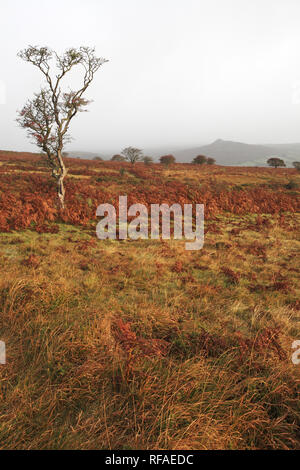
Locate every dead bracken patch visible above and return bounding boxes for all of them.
[172,261,186,273]
[236,327,287,362]
[22,254,40,268]
[35,224,59,234]
[244,241,267,258]
[112,319,170,359]
[221,267,241,284]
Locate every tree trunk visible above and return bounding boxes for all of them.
[57,172,66,209]
[56,149,67,209]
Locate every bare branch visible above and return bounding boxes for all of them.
[121,147,143,165]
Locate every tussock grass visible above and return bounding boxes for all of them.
[0,212,299,449]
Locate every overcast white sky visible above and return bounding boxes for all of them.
[1,0,300,154]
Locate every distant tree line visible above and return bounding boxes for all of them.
[192,155,216,165]
[78,150,300,171]
[109,150,217,166]
[77,152,300,171]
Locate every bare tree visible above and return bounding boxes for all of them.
[121,147,143,165]
[17,46,108,208]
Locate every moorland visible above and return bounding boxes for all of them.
[0,149,299,449]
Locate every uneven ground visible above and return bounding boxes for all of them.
[0,151,299,449]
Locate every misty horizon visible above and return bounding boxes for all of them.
[64,138,300,158]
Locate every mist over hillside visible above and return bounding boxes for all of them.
[172,139,300,166]
[68,140,300,166]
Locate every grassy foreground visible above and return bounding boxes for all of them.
[0,154,299,449]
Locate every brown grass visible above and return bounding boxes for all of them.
[0,153,299,449]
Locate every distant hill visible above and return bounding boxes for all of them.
[172,139,291,166]
[66,141,300,166]
[267,143,300,165]
[67,151,106,160]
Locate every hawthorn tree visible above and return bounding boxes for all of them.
[142,156,154,165]
[292,161,300,171]
[17,46,108,208]
[159,155,176,166]
[121,147,143,165]
[111,154,125,162]
[207,157,216,165]
[267,157,286,168]
[192,155,207,165]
